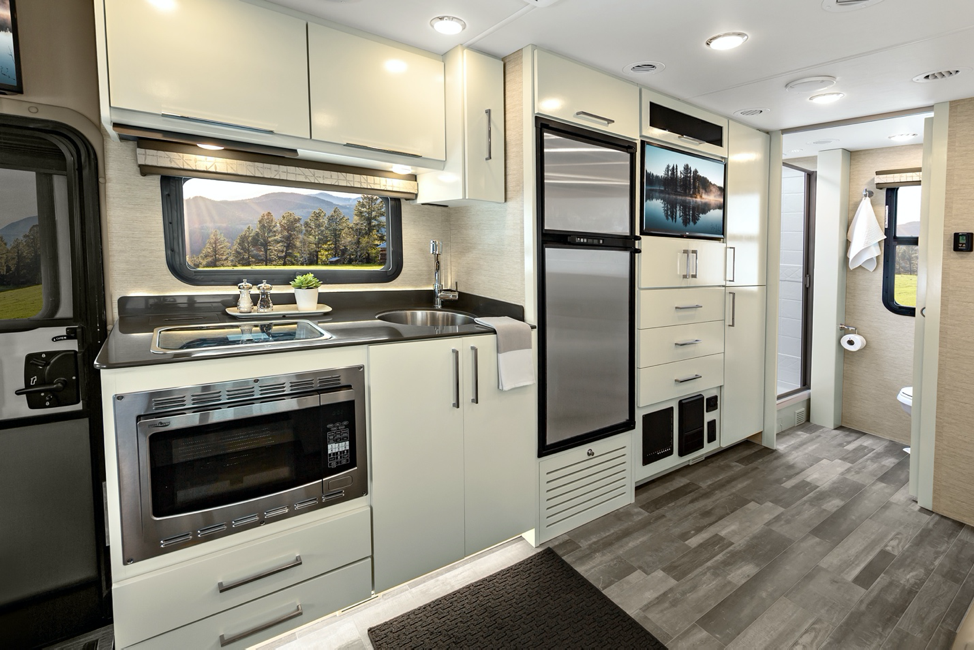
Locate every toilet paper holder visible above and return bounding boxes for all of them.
[839,323,859,335]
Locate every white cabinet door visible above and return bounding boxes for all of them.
[370,340,465,592]
[692,240,728,286]
[462,336,535,556]
[535,49,639,140]
[726,122,770,286]
[309,24,445,161]
[722,286,767,446]
[638,288,725,329]
[639,238,725,288]
[104,0,310,138]
[641,87,728,158]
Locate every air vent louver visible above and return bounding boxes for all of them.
[151,395,186,411]
[318,375,342,390]
[822,0,884,11]
[259,382,286,396]
[734,108,769,117]
[190,391,222,406]
[626,61,665,75]
[913,69,963,83]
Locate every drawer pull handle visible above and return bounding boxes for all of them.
[218,555,303,593]
[218,604,303,646]
[574,110,615,125]
[161,112,275,135]
[675,374,703,384]
[675,304,704,310]
[679,135,705,146]
[675,339,702,347]
[485,109,493,161]
[344,142,422,158]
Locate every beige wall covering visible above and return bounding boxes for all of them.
[933,97,974,525]
[840,145,922,444]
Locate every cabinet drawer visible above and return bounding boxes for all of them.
[639,237,726,288]
[639,288,725,329]
[114,507,371,649]
[641,87,728,157]
[130,559,371,650]
[638,321,725,368]
[535,49,639,140]
[638,354,724,407]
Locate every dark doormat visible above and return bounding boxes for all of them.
[368,548,667,649]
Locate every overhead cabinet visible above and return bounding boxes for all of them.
[417,47,505,204]
[534,49,639,140]
[309,24,446,162]
[641,88,728,157]
[370,336,534,592]
[103,0,311,139]
[726,122,771,286]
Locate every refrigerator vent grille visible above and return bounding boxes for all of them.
[796,408,807,426]
[542,446,629,531]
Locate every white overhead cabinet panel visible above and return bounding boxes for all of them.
[722,286,767,446]
[535,49,639,140]
[104,0,310,139]
[417,47,505,204]
[639,238,726,288]
[726,122,770,286]
[309,24,446,162]
[641,88,728,158]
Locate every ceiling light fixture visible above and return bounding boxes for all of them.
[391,165,413,175]
[888,133,918,142]
[809,92,845,104]
[706,32,749,51]
[786,76,837,93]
[430,16,466,35]
[197,143,224,151]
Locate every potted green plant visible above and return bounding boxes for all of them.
[290,273,322,311]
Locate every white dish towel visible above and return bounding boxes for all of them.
[474,317,535,391]
[847,196,886,272]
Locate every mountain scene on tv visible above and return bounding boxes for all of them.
[0,0,17,89]
[643,144,725,237]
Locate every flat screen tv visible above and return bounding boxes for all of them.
[641,141,725,240]
[0,0,22,95]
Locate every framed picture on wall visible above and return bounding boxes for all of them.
[0,0,23,95]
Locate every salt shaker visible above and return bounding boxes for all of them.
[256,280,273,312]
[236,279,254,314]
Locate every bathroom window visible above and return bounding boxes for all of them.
[161,177,403,286]
[882,185,920,317]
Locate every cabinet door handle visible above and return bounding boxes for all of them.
[679,134,704,146]
[675,374,703,384]
[574,110,615,126]
[485,109,492,161]
[470,346,479,404]
[675,304,703,310]
[691,250,699,279]
[218,555,303,593]
[727,246,736,283]
[161,112,275,135]
[452,348,460,409]
[218,605,303,647]
[729,291,737,328]
[675,339,702,347]
[682,249,691,279]
[344,142,422,158]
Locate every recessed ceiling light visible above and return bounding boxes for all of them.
[197,143,224,151]
[809,92,845,104]
[706,32,749,51]
[625,61,665,75]
[430,16,466,35]
[888,133,918,142]
[786,76,837,93]
[391,165,413,175]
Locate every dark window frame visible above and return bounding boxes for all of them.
[882,186,919,317]
[160,176,404,286]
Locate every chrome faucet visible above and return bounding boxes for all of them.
[431,240,458,309]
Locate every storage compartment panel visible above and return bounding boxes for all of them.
[642,408,674,466]
[639,288,725,329]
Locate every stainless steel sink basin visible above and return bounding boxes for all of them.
[375,309,477,327]
[150,319,332,354]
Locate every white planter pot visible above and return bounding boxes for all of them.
[293,288,319,311]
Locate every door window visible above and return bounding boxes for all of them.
[882,186,921,316]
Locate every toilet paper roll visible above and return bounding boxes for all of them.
[841,334,867,351]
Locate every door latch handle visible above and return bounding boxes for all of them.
[16,378,67,395]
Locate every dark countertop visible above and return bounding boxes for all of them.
[95,290,527,370]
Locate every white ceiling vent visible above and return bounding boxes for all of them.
[913,69,966,83]
[809,139,839,145]
[786,76,837,93]
[521,0,562,7]
[625,61,665,75]
[822,0,885,11]
[734,108,770,117]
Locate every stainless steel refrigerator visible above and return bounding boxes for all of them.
[537,119,638,456]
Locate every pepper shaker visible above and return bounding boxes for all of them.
[256,280,273,313]
[236,279,254,314]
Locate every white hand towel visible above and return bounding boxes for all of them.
[847,196,886,272]
[474,317,535,391]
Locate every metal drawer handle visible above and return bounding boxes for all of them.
[161,112,275,135]
[679,135,704,146]
[218,555,303,593]
[675,339,702,347]
[471,345,479,404]
[218,605,303,646]
[574,110,615,125]
[675,374,703,384]
[485,109,492,161]
[690,250,699,279]
[675,304,704,310]
[682,249,691,279]
[727,246,737,283]
[729,291,737,328]
[344,142,422,158]
[452,348,460,409]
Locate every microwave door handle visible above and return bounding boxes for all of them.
[137,393,322,435]
[318,387,357,407]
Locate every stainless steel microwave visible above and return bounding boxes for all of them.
[113,366,367,563]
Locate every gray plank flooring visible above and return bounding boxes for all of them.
[546,424,974,649]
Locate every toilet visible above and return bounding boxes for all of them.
[897,386,913,415]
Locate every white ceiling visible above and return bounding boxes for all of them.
[266,0,974,132]
[782,111,932,160]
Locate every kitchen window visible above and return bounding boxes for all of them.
[882,185,920,317]
[161,177,403,285]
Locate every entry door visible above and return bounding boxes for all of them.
[0,118,108,648]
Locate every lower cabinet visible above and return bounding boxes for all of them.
[722,286,767,446]
[370,336,535,593]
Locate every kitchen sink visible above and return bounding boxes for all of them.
[375,309,477,328]
[150,319,332,354]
